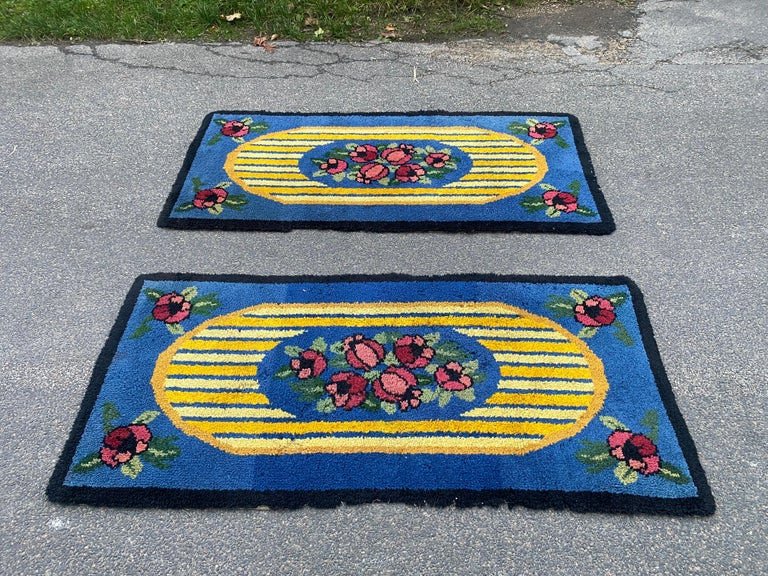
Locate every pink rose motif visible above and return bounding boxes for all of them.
[398,144,415,154]
[221,120,250,138]
[425,152,450,168]
[349,144,379,163]
[319,158,348,174]
[394,335,434,368]
[152,292,192,324]
[343,334,385,370]
[608,431,661,476]
[192,187,228,210]
[325,372,368,410]
[394,163,426,183]
[381,147,412,165]
[435,361,474,391]
[574,296,616,327]
[99,424,152,468]
[356,163,389,184]
[372,366,422,411]
[543,190,578,213]
[528,122,558,139]
[289,349,327,379]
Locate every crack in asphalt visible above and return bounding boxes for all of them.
[55,37,764,96]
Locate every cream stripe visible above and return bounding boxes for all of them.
[237,152,304,159]
[172,352,265,364]
[198,328,306,339]
[284,127,500,134]
[239,180,325,187]
[267,195,501,204]
[492,353,589,366]
[444,182,527,188]
[462,407,586,420]
[497,379,595,392]
[227,172,306,179]
[215,435,540,453]
[177,407,295,419]
[456,328,569,340]
[445,141,525,147]
[469,167,540,174]
[233,159,298,166]
[241,304,520,317]
[164,378,260,390]
[228,166,300,173]
[245,145,314,152]
[243,139,332,146]
[272,133,510,141]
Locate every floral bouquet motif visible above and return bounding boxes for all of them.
[311,142,459,186]
[275,331,485,415]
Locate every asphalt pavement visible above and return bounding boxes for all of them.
[0,0,766,573]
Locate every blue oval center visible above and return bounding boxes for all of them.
[260,326,499,421]
[298,140,472,187]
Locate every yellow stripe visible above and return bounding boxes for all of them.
[242,139,331,146]
[445,182,527,189]
[462,173,537,181]
[243,145,314,152]
[267,195,500,205]
[216,436,540,454]
[229,166,299,173]
[167,390,270,405]
[492,353,589,366]
[238,180,325,187]
[227,172,307,179]
[460,146,527,153]
[456,328,569,340]
[478,340,580,353]
[234,159,298,166]
[197,328,305,339]
[164,378,260,390]
[462,407,586,420]
[192,419,569,436]
[497,379,594,392]
[172,352,265,364]
[285,127,503,135]
[165,364,258,377]
[177,407,295,419]
[442,141,525,147]
[486,393,594,407]
[271,133,511,141]
[216,315,546,329]
[470,167,539,173]
[241,302,520,316]
[180,339,280,351]
[261,187,507,196]
[238,152,304,159]
[499,365,594,379]
[472,160,528,166]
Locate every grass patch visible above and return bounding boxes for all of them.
[0,0,530,43]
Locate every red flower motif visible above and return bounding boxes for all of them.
[325,372,368,410]
[425,152,450,168]
[99,424,152,468]
[528,122,558,139]
[152,292,192,324]
[221,120,250,138]
[319,158,348,174]
[398,144,415,154]
[607,430,661,475]
[394,335,434,368]
[343,334,385,370]
[349,144,379,163]
[356,163,389,184]
[289,349,327,379]
[543,190,578,213]
[372,366,422,411]
[193,187,228,210]
[381,147,412,165]
[435,361,474,391]
[394,163,426,183]
[574,296,616,327]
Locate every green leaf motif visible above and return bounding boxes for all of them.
[614,461,639,485]
[129,315,154,340]
[575,445,615,474]
[120,457,143,479]
[316,397,336,413]
[554,135,570,149]
[215,181,232,189]
[606,292,628,307]
[531,138,545,146]
[539,183,557,191]
[132,410,160,425]
[526,118,538,127]
[568,180,581,195]
[545,206,561,218]
[72,452,103,474]
[207,133,222,146]
[224,195,248,207]
[144,288,164,301]
[424,363,438,375]
[310,337,327,353]
[181,286,198,300]
[166,323,185,336]
[191,177,203,190]
[577,326,598,339]
[463,359,479,373]
[329,341,345,355]
[190,294,220,315]
[363,370,381,380]
[641,410,659,442]
[384,352,399,366]
[575,206,597,217]
[423,332,441,346]
[599,415,630,431]
[284,345,303,357]
[380,401,397,415]
[658,462,691,485]
[361,397,381,412]
[102,402,121,433]
[420,388,437,403]
[175,203,195,212]
[508,123,528,134]
[208,204,224,215]
[454,388,475,402]
[612,320,634,347]
[570,289,589,304]
[275,367,294,379]
[437,389,452,408]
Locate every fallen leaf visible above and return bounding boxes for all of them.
[252,36,277,53]
[314,27,325,38]
[270,34,279,41]
[304,16,319,27]
[381,24,399,39]
[222,12,242,22]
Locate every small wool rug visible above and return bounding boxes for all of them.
[157,112,615,233]
[48,275,713,514]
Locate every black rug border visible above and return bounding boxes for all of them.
[156,111,616,234]
[47,274,713,516]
